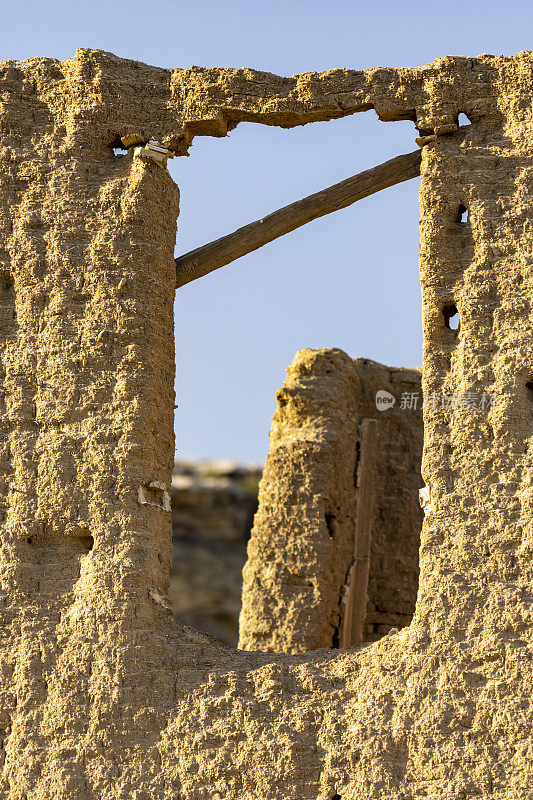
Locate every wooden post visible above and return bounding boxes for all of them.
[175,151,421,288]
[341,418,378,648]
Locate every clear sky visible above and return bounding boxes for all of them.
[2,1,531,462]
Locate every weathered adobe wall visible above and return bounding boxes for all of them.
[0,49,531,800]
[239,350,423,653]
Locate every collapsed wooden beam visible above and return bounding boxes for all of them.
[175,149,421,288]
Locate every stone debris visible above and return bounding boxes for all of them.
[415,133,438,147]
[138,481,172,511]
[149,589,173,611]
[133,139,173,166]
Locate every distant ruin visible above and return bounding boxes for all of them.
[239,351,423,652]
[170,459,260,646]
[0,49,531,800]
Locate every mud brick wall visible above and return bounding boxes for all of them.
[0,49,531,800]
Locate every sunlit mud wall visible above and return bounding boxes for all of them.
[0,49,531,800]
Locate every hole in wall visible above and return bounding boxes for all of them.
[325,512,336,538]
[0,272,13,293]
[276,388,288,408]
[443,304,460,331]
[457,112,472,127]
[456,204,469,224]
[138,483,171,511]
[526,380,533,400]
[109,137,128,157]
[0,270,17,338]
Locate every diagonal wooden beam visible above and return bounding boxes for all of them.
[175,149,421,288]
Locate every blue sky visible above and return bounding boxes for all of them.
[2,1,531,462]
